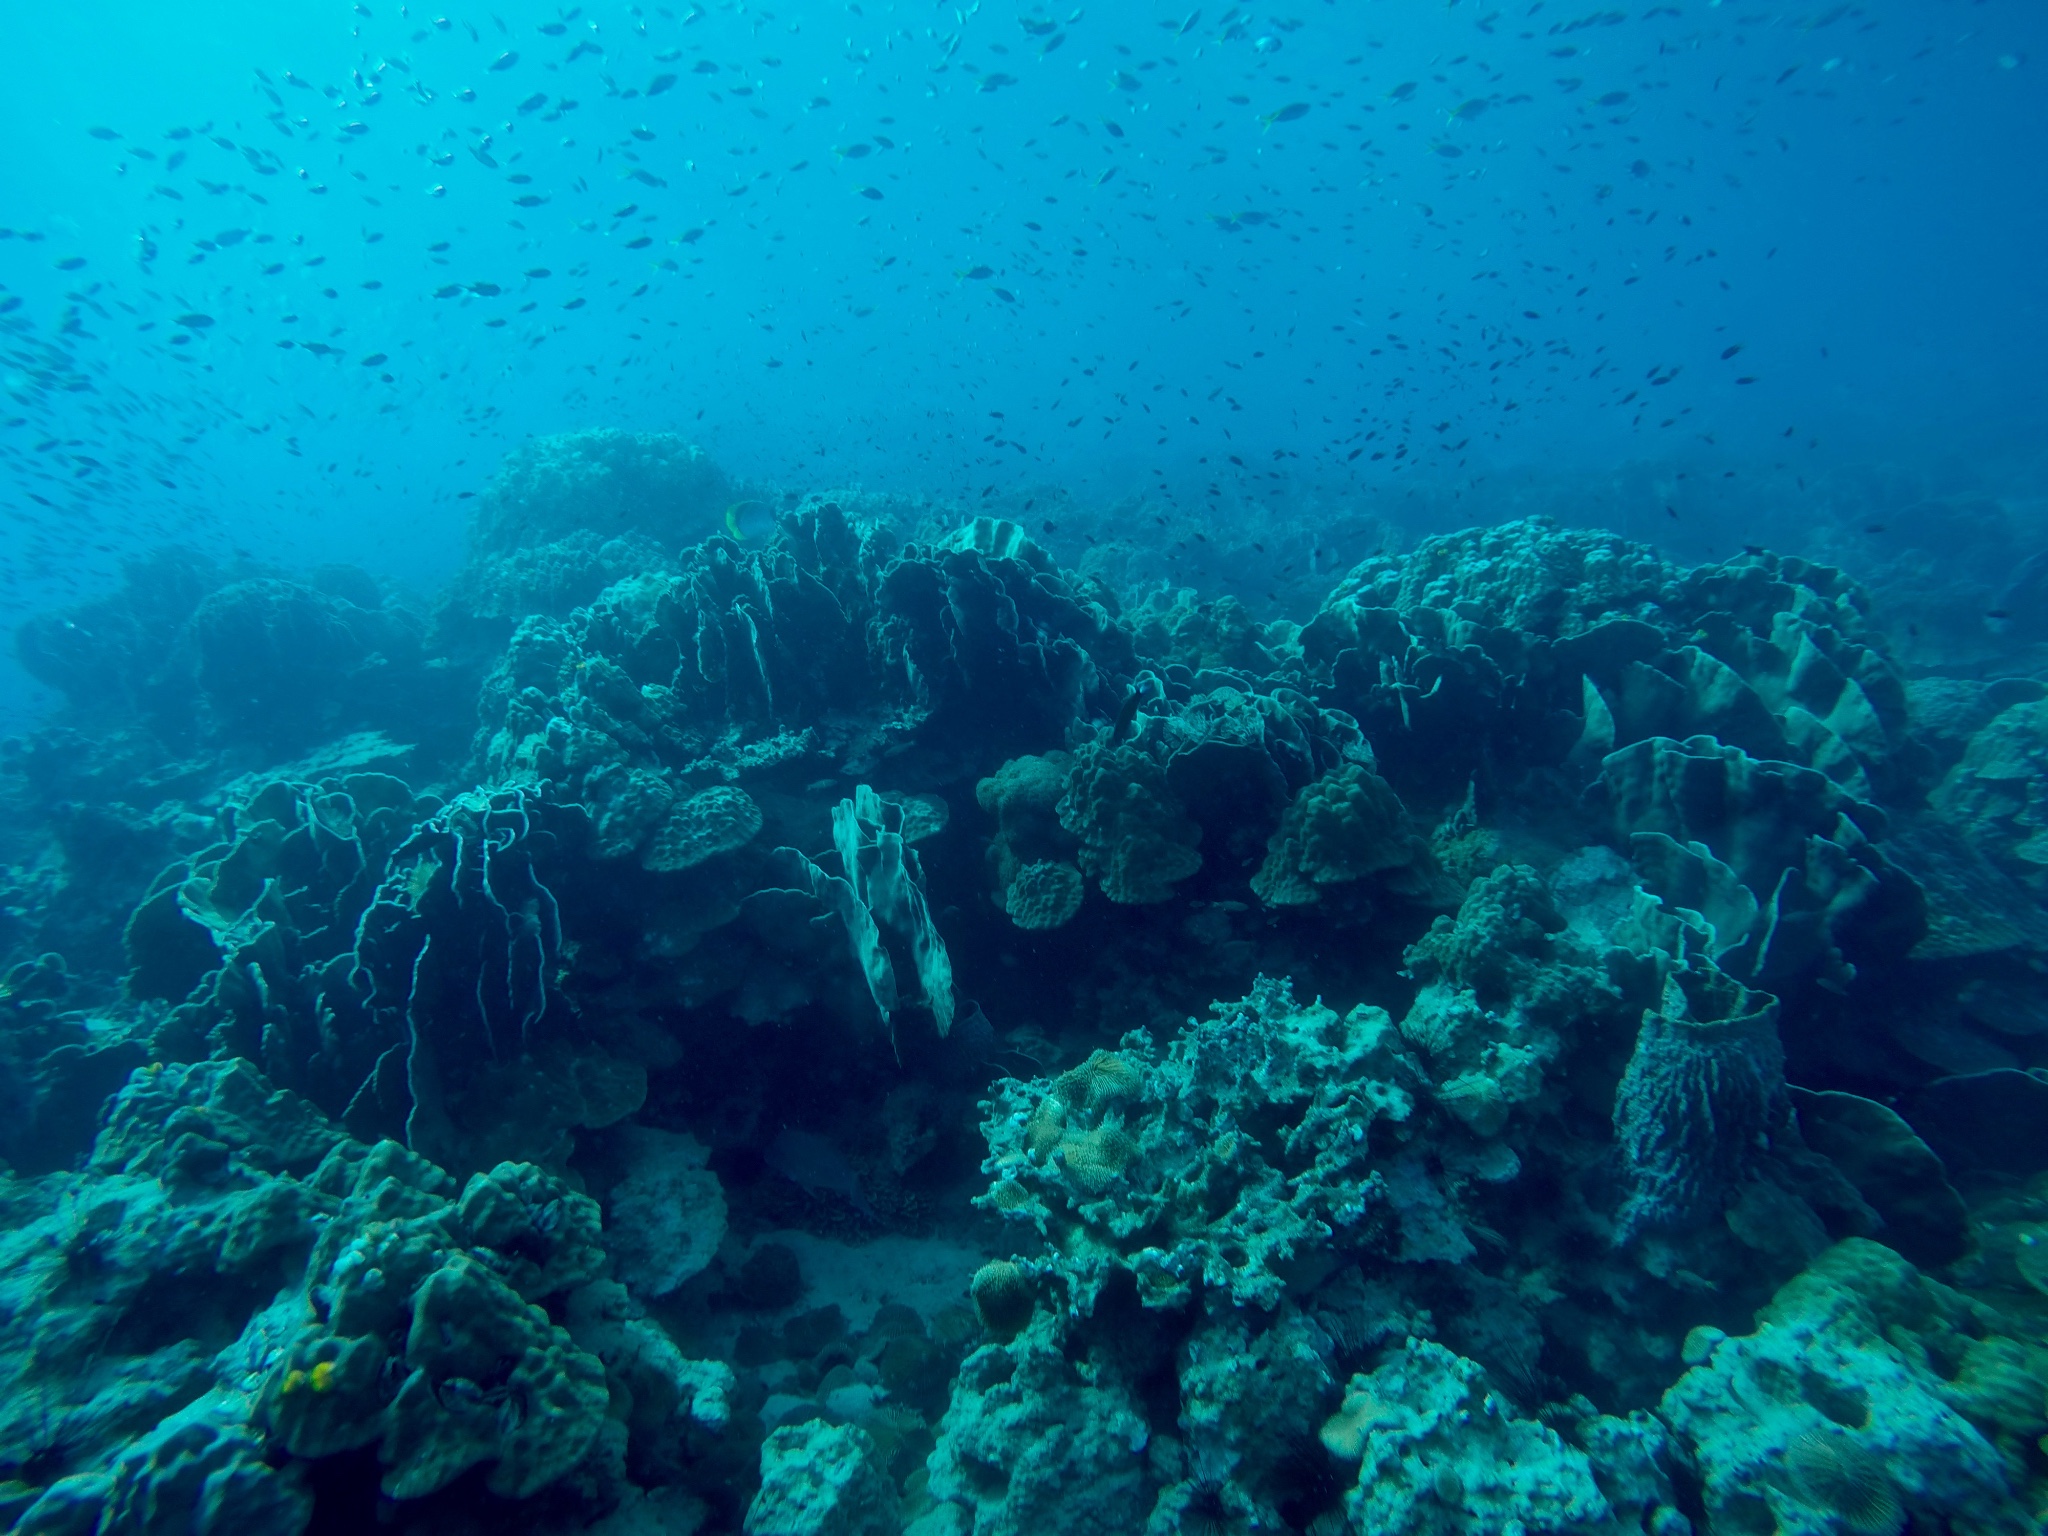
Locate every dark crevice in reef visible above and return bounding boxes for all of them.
[2,431,2046,1534]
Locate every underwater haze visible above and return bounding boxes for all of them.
[3,1,2048,1534]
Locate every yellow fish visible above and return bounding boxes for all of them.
[724,499,768,540]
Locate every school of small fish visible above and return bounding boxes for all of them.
[0,1,2035,695]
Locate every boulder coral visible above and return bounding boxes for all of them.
[1251,759,1429,907]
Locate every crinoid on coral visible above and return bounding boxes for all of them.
[1057,1118,1138,1194]
[1053,1047,1144,1116]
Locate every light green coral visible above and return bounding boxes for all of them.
[455,430,732,619]
[922,1313,1152,1536]
[745,1421,899,1536]
[977,753,1086,928]
[1130,587,1279,675]
[1332,1338,1616,1536]
[1175,1310,1334,1498]
[1398,866,1635,1138]
[1931,698,2048,897]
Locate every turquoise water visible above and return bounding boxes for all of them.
[1,3,2046,1533]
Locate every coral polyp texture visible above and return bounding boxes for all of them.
[4,435,2047,1536]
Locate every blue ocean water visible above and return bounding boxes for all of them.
[2,2,2047,1533]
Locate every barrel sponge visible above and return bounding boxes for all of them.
[1612,963,1788,1243]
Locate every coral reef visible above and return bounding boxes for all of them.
[7,442,2048,1536]
[0,1056,730,1532]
